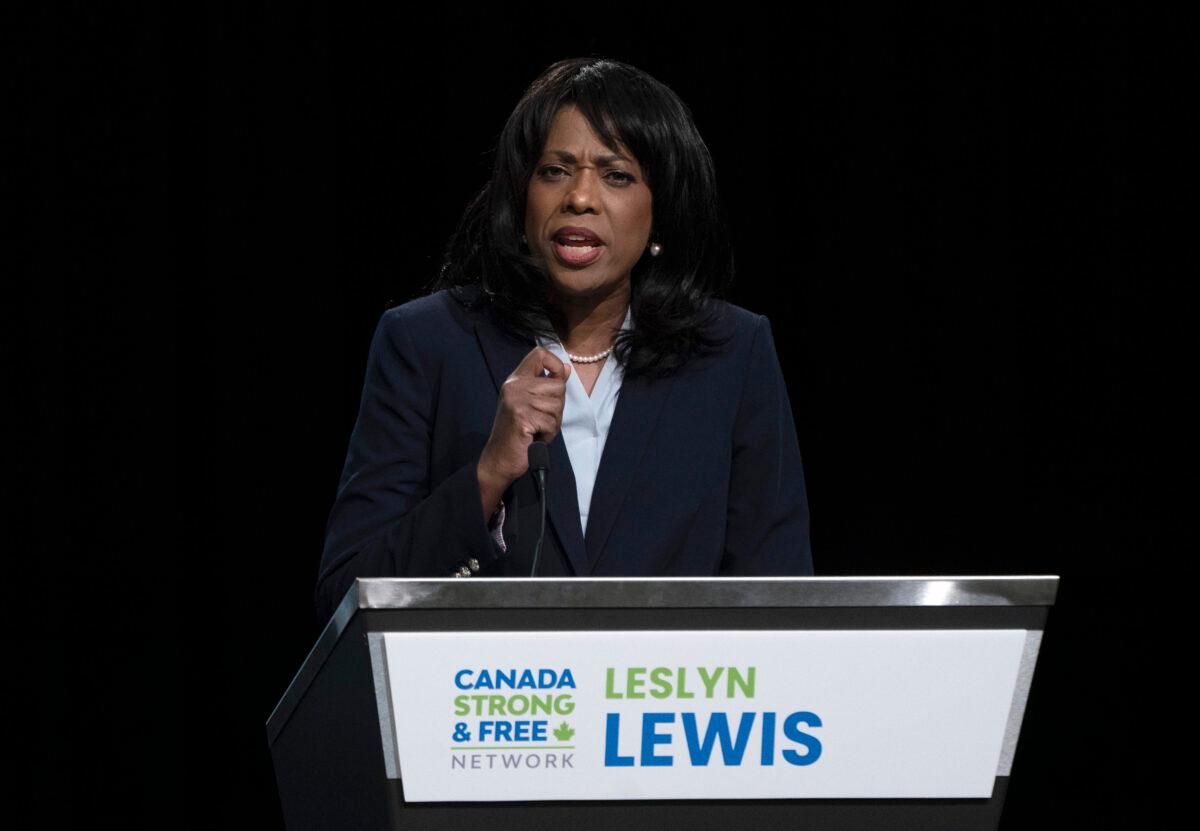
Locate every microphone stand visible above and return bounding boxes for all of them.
[527,441,550,577]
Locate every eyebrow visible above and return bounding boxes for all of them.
[546,149,633,166]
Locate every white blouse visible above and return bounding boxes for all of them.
[536,304,631,536]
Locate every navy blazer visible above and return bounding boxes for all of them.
[315,288,813,621]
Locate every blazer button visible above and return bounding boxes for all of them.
[468,558,481,573]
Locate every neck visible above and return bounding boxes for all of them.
[547,280,630,356]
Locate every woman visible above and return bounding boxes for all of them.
[315,57,813,622]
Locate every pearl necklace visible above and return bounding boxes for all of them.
[562,304,627,363]
[566,346,612,364]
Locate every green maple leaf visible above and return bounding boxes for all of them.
[553,721,575,741]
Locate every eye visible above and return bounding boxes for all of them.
[536,165,635,185]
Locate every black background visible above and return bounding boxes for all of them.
[14,3,1137,828]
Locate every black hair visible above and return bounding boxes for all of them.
[430,56,734,380]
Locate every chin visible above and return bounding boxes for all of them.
[558,260,634,287]
[548,271,610,299]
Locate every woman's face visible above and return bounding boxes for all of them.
[524,104,653,303]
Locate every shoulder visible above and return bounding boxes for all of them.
[710,299,767,340]
[367,289,485,380]
[379,288,480,342]
[677,299,770,376]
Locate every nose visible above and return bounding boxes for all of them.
[564,168,601,213]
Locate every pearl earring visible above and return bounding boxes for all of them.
[649,242,662,257]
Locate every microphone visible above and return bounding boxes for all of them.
[527,441,550,577]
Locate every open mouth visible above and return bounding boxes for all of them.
[552,240,605,266]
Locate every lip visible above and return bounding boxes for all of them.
[551,226,605,245]
[552,240,605,267]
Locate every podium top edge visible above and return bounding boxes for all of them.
[267,575,1058,744]
[350,575,1060,611]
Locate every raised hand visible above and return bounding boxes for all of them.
[476,346,571,518]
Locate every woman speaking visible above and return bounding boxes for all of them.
[316,57,813,622]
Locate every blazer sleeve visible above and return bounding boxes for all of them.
[719,314,815,576]
[314,309,503,623]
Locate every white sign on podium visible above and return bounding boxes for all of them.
[377,629,1029,802]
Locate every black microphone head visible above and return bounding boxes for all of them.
[527,440,550,472]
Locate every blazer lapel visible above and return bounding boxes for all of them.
[545,433,587,575]
[473,313,590,577]
[473,311,532,396]
[583,369,677,572]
